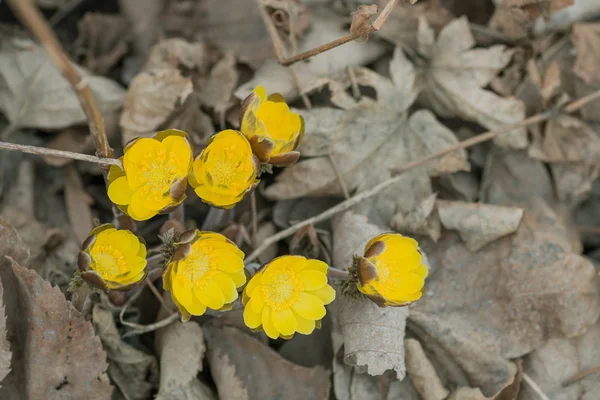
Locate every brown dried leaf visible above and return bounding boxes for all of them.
[436,200,524,252]
[418,17,527,149]
[119,0,164,64]
[0,39,124,130]
[447,387,486,400]
[64,165,94,244]
[198,52,238,116]
[255,222,278,264]
[404,339,449,400]
[350,4,378,41]
[0,277,10,388]
[551,163,600,203]
[391,193,441,242]
[143,39,216,75]
[235,12,386,102]
[572,23,600,85]
[520,322,600,400]
[499,0,574,19]
[93,305,158,399]
[410,199,599,397]
[332,212,409,379]
[155,314,209,400]
[204,325,330,399]
[120,67,193,145]
[540,61,561,102]
[0,258,112,399]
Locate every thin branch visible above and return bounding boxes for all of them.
[522,373,550,400]
[256,0,398,66]
[244,89,600,263]
[7,0,113,159]
[122,313,179,338]
[0,140,122,167]
[563,364,600,386]
[328,267,350,280]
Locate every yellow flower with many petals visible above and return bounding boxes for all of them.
[355,233,428,307]
[189,129,259,209]
[163,230,247,321]
[243,256,335,339]
[240,85,304,167]
[107,129,192,221]
[77,224,147,291]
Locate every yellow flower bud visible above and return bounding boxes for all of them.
[242,255,336,339]
[78,224,147,291]
[189,129,260,209]
[240,85,304,167]
[107,129,193,221]
[163,230,247,322]
[356,233,428,307]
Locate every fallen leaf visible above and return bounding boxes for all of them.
[235,12,386,102]
[404,339,449,400]
[75,12,131,75]
[143,38,217,76]
[279,314,333,368]
[120,67,193,145]
[433,171,480,202]
[43,128,94,167]
[0,276,11,388]
[64,165,94,244]
[417,17,527,149]
[521,322,600,400]
[498,0,574,19]
[255,222,278,264]
[204,324,330,399]
[436,200,524,252]
[410,199,599,397]
[197,52,238,118]
[574,179,600,249]
[93,305,158,399]
[391,193,441,242]
[332,212,410,379]
[155,313,208,400]
[550,163,600,203]
[0,38,125,130]
[160,93,216,148]
[350,4,378,41]
[446,387,486,400]
[0,258,112,399]
[531,0,600,35]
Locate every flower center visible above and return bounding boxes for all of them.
[261,270,302,311]
[178,247,216,288]
[143,159,177,194]
[90,244,127,278]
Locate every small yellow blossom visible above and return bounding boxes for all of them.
[189,129,259,209]
[163,230,247,321]
[242,256,335,339]
[240,85,304,167]
[356,233,428,307]
[78,224,147,291]
[107,129,192,221]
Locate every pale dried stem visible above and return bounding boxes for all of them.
[122,313,179,338]
[0,140,122,167]
[522,373,550,400]
[563,364,600,386]
[256,0,398,66]
[244,89,600,263]
[7,0,113,159]
[328,267,350,280]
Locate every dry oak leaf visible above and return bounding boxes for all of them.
[410,199,599,397]
[0,38,124,130]
[404,339,449,400]
[120,67,193,145]
[417,17,527,149]
[331,212,411,379]
[92,305,158,400]
[0,258,112,399]
[204,324,330,400]
[436,200,524,252]
[498,0,574,19]
[155,313,208,400]
[572,23,600,85]
[520,322,600,400]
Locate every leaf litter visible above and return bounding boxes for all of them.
[2,0,600,399]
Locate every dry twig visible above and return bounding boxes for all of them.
[522,373,550,400]
[244,88,600,263]
[563,364,600,386]
[256,0,398,66]
[0,140,122,167]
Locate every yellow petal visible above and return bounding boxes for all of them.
[298,270,327,291]
[254,85,267,101]
[292,292,326,321]
[214,250,245,273]
[137,240,147,259]
[93,229,117,246]
[261,307,279,339]
[194,279,225,310]
[194,185,238,209]
[307,285,336,305]
[412,263,429,279]
[123,138,163,168]
[248,290,265,314]
[387,290,423,305]
[128,191,158,221]
[388,272,425,293]
[243,304,262,329]
[244,272,263,297]
[162,135,192,175]
[172,276,207,316]
[228,269,247,288]
[272,308,297,336]
[293,312,315,335]
[302,259,328,274]
[107,176,133,205]
[213,271,238,304]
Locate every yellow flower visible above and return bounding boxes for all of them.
[242,256,336,339]
[163,230,247,321]
[189,129,259,209]
[107,129,193,221]
[78,224,147,291]
[356,233,428,307]
[240,85,304,167]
